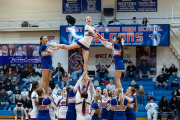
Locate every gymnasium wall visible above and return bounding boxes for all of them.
[0,31,179,77]
[0,0,180,27]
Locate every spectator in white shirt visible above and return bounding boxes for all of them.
[29,73,40,83]
[35,64,41,77]
[131,17,139,25]
[106,79,115,90]
[142,17,149,25]
[110,17,120,25]
[21,86,29,101]
[52,84,61,95]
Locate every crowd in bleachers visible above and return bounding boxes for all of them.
[0,61,179,120]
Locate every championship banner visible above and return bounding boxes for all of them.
[136,46,156,75]
[117,0,157,12]
[82,0,101,13]
[62,0,81,14]
[68,48,84,74]
[0,44,41,64]
[60,25,170,46]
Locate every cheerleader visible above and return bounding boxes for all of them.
[52,16,98,72]
[48,87,58,120]
[123,87,137,120]
[39,36,64,94]
[107,89,116,120]
[56,87,68,120]
[89,93,102,120]
[99,36,124,89]
[36,87,53,120]
[107,88,127,120]
[28,81,39,120]
[101,89,111,120]
[66,71,87,120]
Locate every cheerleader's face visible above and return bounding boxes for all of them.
[126,87,132,95]
[96,87,102,94]
[63,87,66,94]
[41,36,48,45]
[85,16,91,25]
[113,37,118,43]
[48,88,52,95]
[103,89,108,96]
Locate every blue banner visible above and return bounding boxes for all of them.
[117,0,157,12]
[82,0,101,13]
[62,0,81,14]
[60,25,170,46]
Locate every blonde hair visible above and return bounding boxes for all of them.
[94,93,101,118]
[115,88,123,110]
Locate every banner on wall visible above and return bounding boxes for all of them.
[68,48,84,74]
[136,46,156,75]
[117,0,157,12]
[82,0,101,13]
[62,0,81,14]
[0,44,41,64]
[60,25,170,46]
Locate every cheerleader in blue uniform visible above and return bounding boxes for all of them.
[89,93,102,120]
[107,88,127,120]
[36,87,54,120]
[106,89,116,120]
[101,89,111,120]
[39,36,64,94]
[53,16,98,72]
[66,71,87,120]
[100,36,124,89]
[123,87,137,120]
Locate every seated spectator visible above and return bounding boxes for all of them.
[0,89,9,110]
[27,64,34,76]
[125,61,136,81]
[53,62,65,81]
[62,72,69,89]
[24,96,32,120]
[72,61,83,81]
[169,96,179,120]
[13,64,22,75]
[131,17,139,25]
[6,80,13,97]
[110,17,120,25]
[139,61,150,81]
[142,17,149,25]
[129,80,139,90]
[137,85,145,106]
[155,73,168,90]
[21,86,29,101]
[11,71,20,86]
[49,77,55,90]
[169,72,179,89]
[162,64,169,81]
[13,95,24,120]
[169,63,178,76]
[106,79,115,90]
[29,72,40,83]
[21,67,30,85]
[96,65,108,81]
[0,71,7,85]
[2,64,8,75]
[35,64,42,77]
[0,81,8,91]
[174,86,180,101]
[145,97,158,120]
[6,67,14,80]
[11,85,21,104]
[158,96,172,120]
[52,84,61,95]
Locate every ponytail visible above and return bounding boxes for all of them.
[66,86,71,107]
[98,101,101,118]
[119,93,124,110]
[134,97,138,112]
[36,95,39,107]
[115,36,123,60]
[82,99,86,116]
[28,81,38,98]
[39,36,43,56]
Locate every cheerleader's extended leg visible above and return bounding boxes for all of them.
[82,49,89,72]
[61,43,80,50]
[40,70,50,93]
[115,71,122,89]
[45,71,52,94]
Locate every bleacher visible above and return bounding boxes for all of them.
[0,77,176,120]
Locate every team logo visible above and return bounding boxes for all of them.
[149,33,161,46]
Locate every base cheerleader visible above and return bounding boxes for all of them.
[107,89,115,120]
